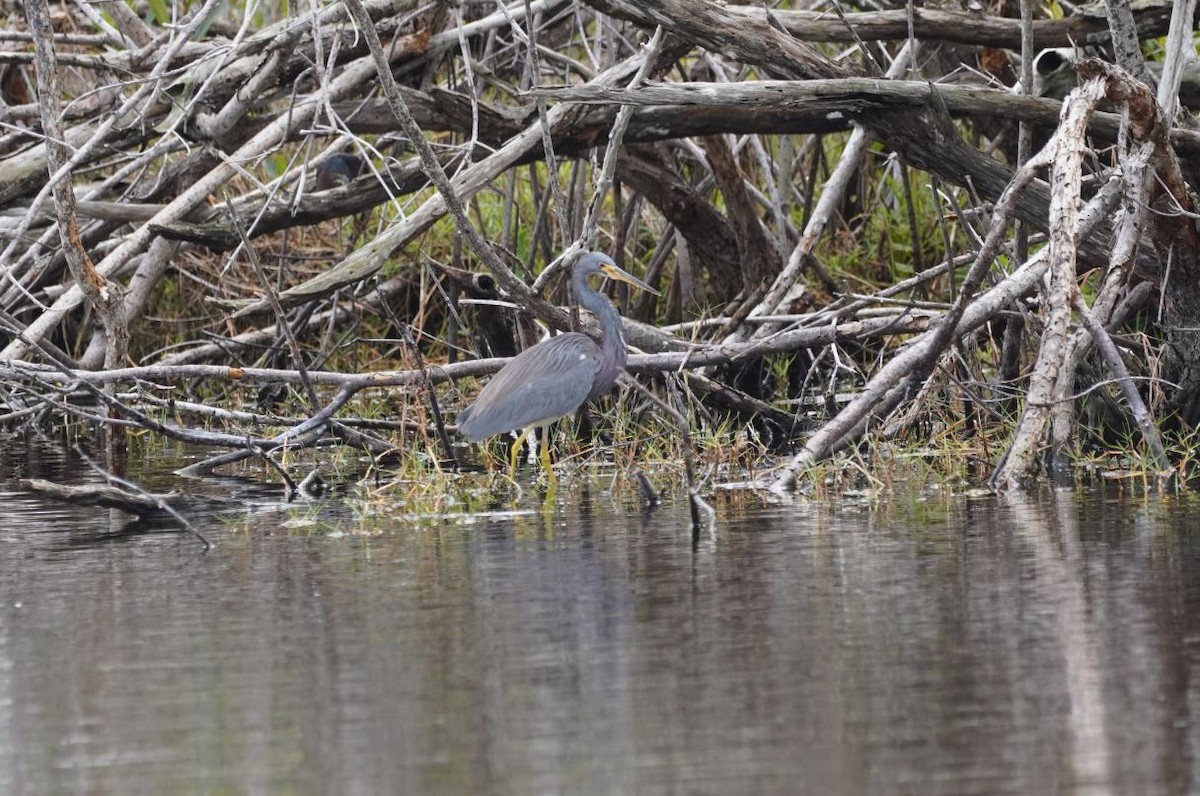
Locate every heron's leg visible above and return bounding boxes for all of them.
[508,427,530,479]
[538,424,558,492]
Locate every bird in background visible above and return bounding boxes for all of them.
[456,251,658,489]
[315,153,364,190]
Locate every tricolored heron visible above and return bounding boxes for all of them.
[457,251,658,486]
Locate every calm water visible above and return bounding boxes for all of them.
[0,435,1199,794]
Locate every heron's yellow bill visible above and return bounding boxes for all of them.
[598,261,660,296]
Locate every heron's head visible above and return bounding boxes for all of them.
[575,251,660,295]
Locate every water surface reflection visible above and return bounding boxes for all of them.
[0,444,1196,794]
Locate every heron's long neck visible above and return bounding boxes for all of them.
[574,273,627,379]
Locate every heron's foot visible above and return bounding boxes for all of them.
[507,428,531,481]
[539,465,559,495]
[538,429,558,493]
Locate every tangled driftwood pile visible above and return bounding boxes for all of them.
[0,0,1198,493]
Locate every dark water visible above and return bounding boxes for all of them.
[1,436,1199,794]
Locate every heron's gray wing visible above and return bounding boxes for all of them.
[458,333,599,440]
